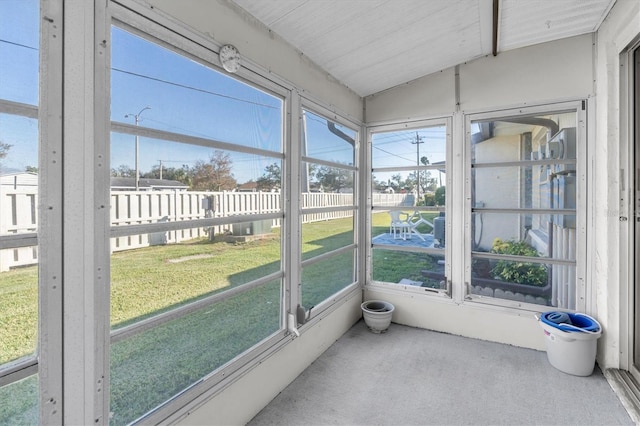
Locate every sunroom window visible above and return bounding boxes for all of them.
[468,106,583,309]
[299,109,359,310]
[0,0,40,422]
[109,25,285,424]
[369,120,449,292]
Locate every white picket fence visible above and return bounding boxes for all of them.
[1,187,410,270]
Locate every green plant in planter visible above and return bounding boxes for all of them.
[491,238,548,286]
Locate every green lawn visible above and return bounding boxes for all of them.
[371,211,444,286]
[0,214,430,425]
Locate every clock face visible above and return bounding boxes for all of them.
[219,44,241,73]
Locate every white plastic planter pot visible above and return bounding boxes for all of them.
[538,312,602,376]
[361,300,395,333]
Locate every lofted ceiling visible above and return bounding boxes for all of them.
[230,0,616,97]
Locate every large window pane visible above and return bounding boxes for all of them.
[371,124,447,291]
[300,109,358,308]
[0,2,40,423]
[469,111,577,308]
[110,24,284,421]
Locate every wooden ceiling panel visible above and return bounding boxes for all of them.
[231,0,616,96]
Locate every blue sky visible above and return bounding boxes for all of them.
[0,0,39,173]
[1,1,444,185]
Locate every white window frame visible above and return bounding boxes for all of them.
[296,97,362,321]
[463,100,588,313]
[105,3,294,423]
[366,116,453,298]
[0,1,64,424]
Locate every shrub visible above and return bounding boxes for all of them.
[423,193,436,206]
[490,238,548,286]
[435,186,445,206]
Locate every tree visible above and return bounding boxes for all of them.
[0,141,10,158]
[407,156,437,198]
[0,141,11,170]
[314,164,353,192]
[191,150,236,191]
[25,166,38,173]
[371,175,388,192]
[111,164,135,177]
[144,164,193,186]
[256,162,281,191]
[390,173,403,192]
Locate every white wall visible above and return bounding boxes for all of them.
[365,34,595,352]
[459,34,593,112]
[592,0,640,370]
[365,68,456,123]
[148,0,363,122]
[366,34,593,123]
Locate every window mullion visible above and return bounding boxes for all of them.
[39,0,64,424]
[285,92,302,329]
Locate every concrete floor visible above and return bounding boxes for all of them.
[248,320,633,425]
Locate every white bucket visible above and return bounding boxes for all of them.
[538,314,602,376]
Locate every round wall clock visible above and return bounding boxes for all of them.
[219,44,241,73]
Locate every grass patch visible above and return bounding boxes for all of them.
[1,217,363,424]
[371,211,444,287]
[110,234,281,329]
[0,266,37,365]
[0,214,438,423]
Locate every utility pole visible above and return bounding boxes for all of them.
[159,160,163,180]
[411,131,424,204]
[125,106,151,191]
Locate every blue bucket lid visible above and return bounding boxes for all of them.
[540,311,600,333]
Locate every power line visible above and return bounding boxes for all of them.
[373,145,414,163]
[112,67,279,110]
[0,39,38,51]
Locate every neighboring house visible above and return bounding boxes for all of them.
[0,172,38,189]
[237,181,258,192]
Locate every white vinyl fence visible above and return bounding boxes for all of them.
[0,182,38,271]
[110,190,283,251]
[1,187,410,270]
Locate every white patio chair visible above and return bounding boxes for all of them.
[389,211,412,240]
